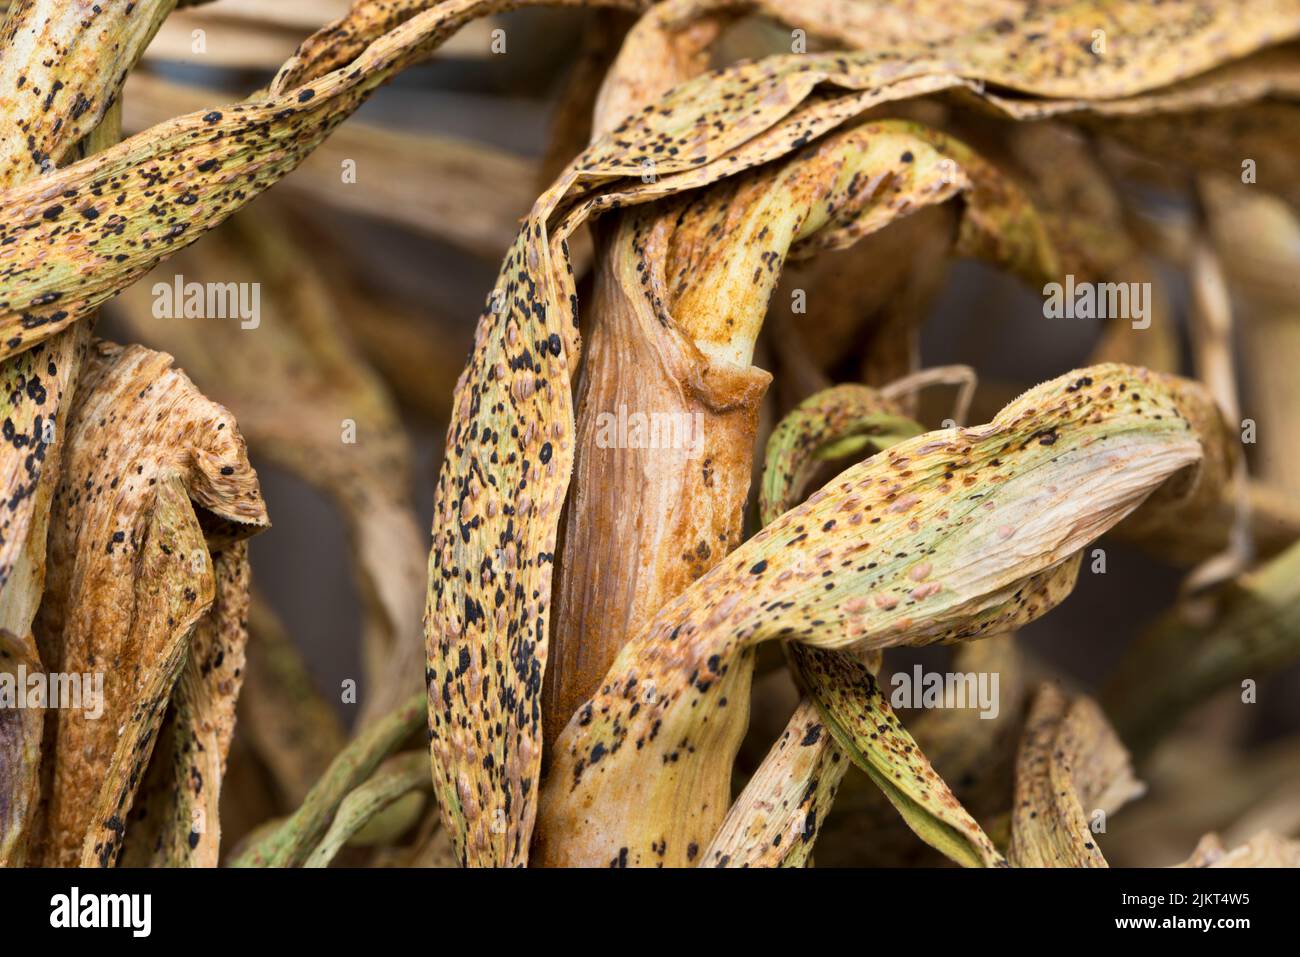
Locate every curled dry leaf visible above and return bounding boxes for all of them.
[789,644,1007,867]
[815,633,1028,868]
[120,544,251,866]
[707,383,999,868]
[1008,683,1144,868]
[33,339,267,867]
[534,364,1216,866]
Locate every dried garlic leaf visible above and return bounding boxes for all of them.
[120,544,251,866]
[817,634,1027,867]
[708,382,1001,868]
[121,72,536,258]
[535,364,1212,866]
[0,0,632,359]
[0,0,179,856]
[427,0,1299,864]
[791,645,1005,867]
[760,384,925,523]
[546,119,1042,748]
[33,340,266,866]
[1008,684,1144,868]
[701,699,843,868]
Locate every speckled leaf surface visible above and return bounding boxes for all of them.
[32,340,266,866]
[1008,683,1144,867]
[546,118,1051,758]
[701,699,843,868]
[750,382,1002,867]
[0,0,644,362]
[792,644,1005,867]
[759,383,924,524]
[120,543,251,866]
[535,365,1219,866]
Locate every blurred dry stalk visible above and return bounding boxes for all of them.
[0,0,1297,871]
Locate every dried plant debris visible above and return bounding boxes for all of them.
[239,597,347,809]
[1105,540,1300,756]
[1008,684,1144,868]
[303,751,431,869]
[534,365,1220,866]
[33,340,266,866]
[0,0,1296,872]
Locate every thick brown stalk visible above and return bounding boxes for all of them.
[543,119,1052,753]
